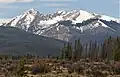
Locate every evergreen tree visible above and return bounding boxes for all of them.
[59,48,64,60]
[101,40,107,60]
[91,42,95,60]
[88,41,92,59]
[97,43,100,60]
[84,43,88,59]
[77,39,83,59]
[113,37,120,61]
[94,41,97,60]
[75,39,83,60]
[68,43,73,60]
[73,40,77,60]
[107,36,113,60]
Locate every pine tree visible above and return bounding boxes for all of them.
[107,36,113,60]
[68,43,73,60]
[59,48,64,60]
[84,43,88,59]
[74,40,77,60]
[77,39,83,59]
[63,43,67,60]
[101,40,107,60]
[94,41,97,60]
[88,41,92,59]
[96,43,101,61]
[91,42,95,60]
[113,37,120,61]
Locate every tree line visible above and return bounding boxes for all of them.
[59,37,120,61]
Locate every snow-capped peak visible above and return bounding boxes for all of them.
[56,10,67,15]
[24,8,39,15]
[73,10,95,23]
[5,8,41,30]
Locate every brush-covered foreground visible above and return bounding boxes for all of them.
[0,56,120,77]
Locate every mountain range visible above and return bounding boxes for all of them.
[2,8,120,43]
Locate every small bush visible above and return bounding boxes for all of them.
[71,63,84,74]
[7,64,17,71]
[16,58,26,77]
[31,61,51,74]
[115,68,120,74]
[91,70,107,77]
[114,61,120,74]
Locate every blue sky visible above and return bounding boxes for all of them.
[0,0,119,18]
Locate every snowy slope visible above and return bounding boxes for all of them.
[0,18,10,26]
[4,9,120,42]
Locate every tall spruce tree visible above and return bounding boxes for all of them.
[84,43,88,59]
[76,39,83,60]
[74,40,77,60]
[113,37,120,61]
[101,40,107,60]
[59,48,64,60]
[67,43,72,60]
[88,41,92,59]
[107,36,113,60]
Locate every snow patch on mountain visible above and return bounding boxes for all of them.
[75,10,95,23]
[39,16,63,25]
[100,15,117,21]
[0,18,10,26]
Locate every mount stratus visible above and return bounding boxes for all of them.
[3,9,120,42]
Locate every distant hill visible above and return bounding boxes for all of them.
[0,26,64,56]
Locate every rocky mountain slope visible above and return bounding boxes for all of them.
[4,8,120,42]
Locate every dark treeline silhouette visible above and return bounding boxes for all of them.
[59,36,120,61]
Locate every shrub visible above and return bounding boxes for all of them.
[63,63,74,74]
[7,64,17,72]
[71,63,84,74]
[16,58,26,77]
[115,68,120,74]
[31,61,51,74]
[92,70,102,77]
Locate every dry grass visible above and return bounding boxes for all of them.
[0,58,120,77]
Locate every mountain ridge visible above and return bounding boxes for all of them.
[2,8,120,42]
